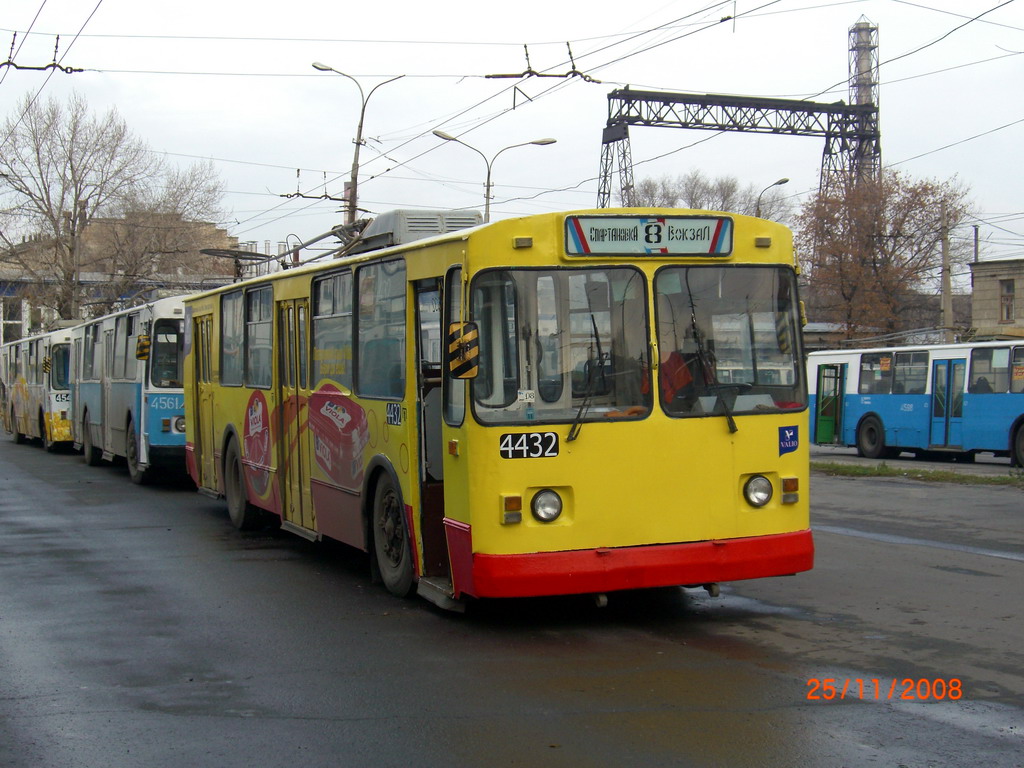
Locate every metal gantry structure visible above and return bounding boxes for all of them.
[597,20,880,207]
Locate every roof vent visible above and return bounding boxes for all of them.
[349,209,483,254]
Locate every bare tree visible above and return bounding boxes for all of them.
[1,92,226,321]
[795,170,973,338]
[85,162,231,313]
[626,169,792,221]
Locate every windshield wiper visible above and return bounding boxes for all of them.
[685,273,738,434]
[566,385,592,442]
[567,315,604,442]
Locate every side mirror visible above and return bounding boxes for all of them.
[447,322,479,379]
[135,335,151,360]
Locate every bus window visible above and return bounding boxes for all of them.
[357,260,406,399]
[297,305,308,390]
[29,340,38,384]
[893,351,928,394]
[124,314,138,382]
[151,318,183,388]
[471,270,518,408]
[969,347,1009,393]
[1012,348,1024,394]
[859,353,893,394]
[245,287,272,389]
[312,272,353,389]
[221,291,244,386]
[113,315,129,379]
[83,325,100,380]
[443,267,466,426]
[535,274,563,403]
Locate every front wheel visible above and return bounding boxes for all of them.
[9,408,25,444]
[856,415,892,459]
[126,422,149,485]
[372,474,414,597]
[40,413,57,452]
[224,439,261,530]
[82,416,102,466]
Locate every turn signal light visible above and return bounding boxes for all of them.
[782,476,799,504]
[501,495,522,525]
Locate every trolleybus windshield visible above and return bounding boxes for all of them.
[471,266,650,424]
[468,264,805,425]
[50,343,70,390]
[151,319,184,388]
[654,265,805,417]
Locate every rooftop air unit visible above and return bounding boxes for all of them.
[349,209,483,254]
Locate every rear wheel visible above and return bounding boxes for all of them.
[224,439,261,530]
[373,474,414,597]
[1013,425,1024,468]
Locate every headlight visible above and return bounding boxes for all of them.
[531,489,562,522]
[744,475,773,507]
[174,416,186,433]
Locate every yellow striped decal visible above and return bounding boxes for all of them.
[448,322,479,378]
[775,311,791,354]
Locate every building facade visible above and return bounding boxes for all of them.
[1,214,236,342]
[970,258,1024,339]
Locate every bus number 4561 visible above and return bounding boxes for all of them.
[499,432,559,459]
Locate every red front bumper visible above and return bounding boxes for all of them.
[445,522,814,599]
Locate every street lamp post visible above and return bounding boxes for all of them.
[431,130,556,222]
[755,177,789,219]
[312,62,404,226]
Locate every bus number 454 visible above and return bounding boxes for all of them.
[499,432,559,459]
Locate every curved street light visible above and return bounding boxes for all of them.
[431,130,556,222]
[312,62,404,226]
[755,177,789,219]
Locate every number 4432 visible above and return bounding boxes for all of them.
[499,432,559,459]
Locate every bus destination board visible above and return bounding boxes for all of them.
[565,215,733,257]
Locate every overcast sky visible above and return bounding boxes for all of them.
[3,0,1022,271]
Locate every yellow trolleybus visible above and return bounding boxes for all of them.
[183,208,813,608]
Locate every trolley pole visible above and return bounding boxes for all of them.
[940,200,954,343]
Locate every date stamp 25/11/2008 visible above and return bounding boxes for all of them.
[806,678,963,701]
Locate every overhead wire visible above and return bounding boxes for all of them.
[4,0,1020,245]
[0,0,105,153]
[0,0,48,87]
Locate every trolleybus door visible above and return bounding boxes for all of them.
[193,316,217,489]
[278,299,314,532]
[814,363,846,444]
[414,278,449,580]
[930,358,965,448]
[102,328,115,454]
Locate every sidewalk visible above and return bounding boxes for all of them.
[810,444,1017,478]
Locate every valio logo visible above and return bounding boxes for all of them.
[779,426,799,456]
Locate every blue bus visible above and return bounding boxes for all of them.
[808,341,1024,465]
[71,296,188,483]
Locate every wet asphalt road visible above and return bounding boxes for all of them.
[1,438,1021,768]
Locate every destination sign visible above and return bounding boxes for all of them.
[565,215,733,256]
